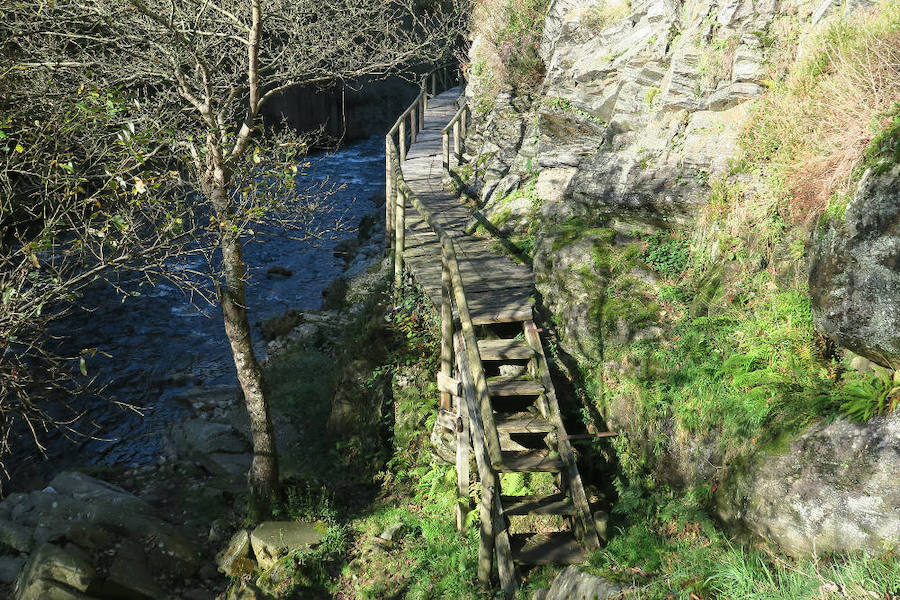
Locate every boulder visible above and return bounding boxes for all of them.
[249,521,326,570]
[545,565,624,599]
[217,530,256,577]
[0,519,34,553]
[14,543,95,599]
[0,555,26,584]
[0,472,199,584]
[809,164,900,369]
[168,418,252,477]
[89,539,166,600]
[718,411,900,555]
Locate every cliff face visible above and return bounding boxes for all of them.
[463,0,900,555]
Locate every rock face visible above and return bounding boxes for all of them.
[718,411,900,555]
[544,565,624,600]
[809,164,900,369]
[464,0,900,558]
[0,472,199,600]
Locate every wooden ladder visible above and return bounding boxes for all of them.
[440,316,601,595]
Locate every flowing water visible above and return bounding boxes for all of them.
[8,137,386,491]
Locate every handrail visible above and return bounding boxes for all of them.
[442,102,470,171]
[385,63,457,254]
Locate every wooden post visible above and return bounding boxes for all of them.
[431,72,437,97]
[420,93,427,130]
[456,331,516,592]
[393,186,406,289]
[453,120,461,165]
[456,390,471,533]
[461,106,468,156]
[440,261,453,411]
[410,105,417,145]
[442,131,450,173]
[384,136,394,251]
[399,119,407,162]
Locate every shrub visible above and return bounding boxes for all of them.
[742,0,900,224]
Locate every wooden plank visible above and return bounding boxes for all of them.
[456,392,471,533]
[499,450,563,472]
[455,332,495,585]
[471,307,534,327]
[523,320,600,551]
[437,372,461,398]
[488,378,545,397]
[495,412,555,434]
[510,532,586,565]
[478,339,534,361]
[501,494,576,516]
[437,409,462,432]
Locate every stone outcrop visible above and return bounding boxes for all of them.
[718,411,900,555]
[537,565,624,599]
[0,472,199,600]
[249,521,326,570]
[810,164,900,369]
[465,0,899,557]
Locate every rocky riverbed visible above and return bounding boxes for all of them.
[1,136,393,598]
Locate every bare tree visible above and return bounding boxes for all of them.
[2,0,462,502]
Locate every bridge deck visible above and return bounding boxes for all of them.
[400,88,534,325]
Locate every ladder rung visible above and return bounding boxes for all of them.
[477,339,534,361]
[510,532,586,565]
[488,378,544,397]
[495,412,554,433]
[499,450,563,472]
[501,494,575,516]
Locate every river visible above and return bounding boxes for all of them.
[7,136,386,492]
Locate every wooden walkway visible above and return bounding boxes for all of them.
[399,88,534,325]
[387,75,602,596]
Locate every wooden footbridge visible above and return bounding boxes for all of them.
[384,67,602,595]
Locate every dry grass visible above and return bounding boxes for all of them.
[743,1,900,225]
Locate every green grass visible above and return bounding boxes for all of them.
[588,508,900,600]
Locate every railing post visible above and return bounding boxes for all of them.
[420,93,427,131]
[453,120,461,165]
[440,261,453,411]
[399,119,407,162]
[442,130,450,173]
[479,481,495,585]
[393,186,406,289]
[410,106,417,145]
[385,136,394,251]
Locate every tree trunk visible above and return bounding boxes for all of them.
[219,227,280,501]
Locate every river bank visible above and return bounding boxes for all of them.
[6,137,389,494]
[2,198,395,598]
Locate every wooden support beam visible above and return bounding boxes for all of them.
[440,259,453,411]
[523,320,600,551]
[384,136,394,251]
[442,236,503,470]
[399,119,407,162]
[438,372,462,398]
[393,187,405,289]
[456,393,471,533]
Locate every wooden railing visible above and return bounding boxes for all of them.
[384,63,459,263]
[384,65,518,593]
[442,102,471,171]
